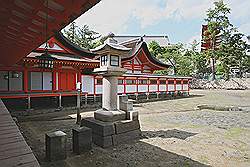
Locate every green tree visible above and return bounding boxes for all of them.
[149,41,195,76]
[63,23,100,49]
[63,22,78,44]
[205,0,233,80]
[218,33,249,79]
[187,40,208,76]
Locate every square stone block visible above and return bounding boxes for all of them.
[126,110,139,120]
[72,127,92,154]
[112,129,141,146]
[81,117,115,136]
[114,120,140,134]
[92,133,113,148]
[45,131,67,161]
[94,109,126,122]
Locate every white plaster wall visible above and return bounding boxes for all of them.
[176,85,182,90]
[82,75,94,94]
[0,71,8,91]
[138,85,148,92]
[9,71,23,91]
[43,72,52,90]
[95,85,102,94]
[183,84,189,90]
[31,72,42,90]
[168,85,175,91]
[126,85,136,93]
[159,85,166,91]
[118,85,124,94]
[134,70,141,74]
[149,85,158,92]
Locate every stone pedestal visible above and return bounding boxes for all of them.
[45,131,67,161]
[94,109,126,122]
[72,127,92,154]
[81,117,141,148]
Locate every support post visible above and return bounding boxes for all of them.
[58,93,62,108]
[27,95,31,110]
[76,90,81,124]
[85,94,87,105]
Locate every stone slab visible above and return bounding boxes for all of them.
[92,133,113,148]
[126,110,139,120]
[45,130,67,161]
[94,109,126,122]
[72,127,92,154]
[112,129,141,146]
[81,117,115,136]
[114,120,140,134]
[119,101,133,112]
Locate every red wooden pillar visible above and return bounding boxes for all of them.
[174,79,177,94]
[166,79,168,93]
[23,67,28,93]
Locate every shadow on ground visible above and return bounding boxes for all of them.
[141,129,198,140]
[41,140,210,167]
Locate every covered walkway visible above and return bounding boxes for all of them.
[0,99,40,166]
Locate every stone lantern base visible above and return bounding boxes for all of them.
[94,109,126,122]
[81,113,141,148]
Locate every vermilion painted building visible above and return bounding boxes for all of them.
[0,32,191,103]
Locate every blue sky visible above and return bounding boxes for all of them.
[74,0,250,45]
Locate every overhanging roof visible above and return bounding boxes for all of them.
[0,0,100,66]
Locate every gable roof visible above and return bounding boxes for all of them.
[122,41,171,70]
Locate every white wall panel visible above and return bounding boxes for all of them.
[95,85,102,94]
[168,85,175,91]
[82,75,94,94]
[126,85,136,93]
[149,85,157,92]
[183,85,188,90]
[159,85,166,91]
[118,85,124,94]
[31,72,42,90]
[0,71,8,91]
[138,85,148,92]
[43,72,52,90]
[9,72,23,91]
[176,85,182,90]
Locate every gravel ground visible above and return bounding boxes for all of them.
[17,89,250,167]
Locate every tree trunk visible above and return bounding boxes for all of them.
[211,58,216,80]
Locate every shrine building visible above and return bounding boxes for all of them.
[0,32,191,106]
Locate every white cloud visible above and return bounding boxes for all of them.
[75,0,138,35]
[239,23,250,35]
[73,0,250,42]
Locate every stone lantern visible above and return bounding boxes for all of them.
[91,38,130,122]
[81,37,141,148]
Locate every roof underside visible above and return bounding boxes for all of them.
[0,0,100,66]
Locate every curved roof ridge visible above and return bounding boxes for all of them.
[54,32,97,58]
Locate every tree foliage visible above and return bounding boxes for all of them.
[63,22,100,49]
[204,0,249,80]
[149,40,207,77]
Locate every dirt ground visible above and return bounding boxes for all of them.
[16,90,250,167]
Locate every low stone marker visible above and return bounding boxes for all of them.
[45,131,67,161]
[72,127,92,154]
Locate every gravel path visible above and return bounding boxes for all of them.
[17,89,250,167]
